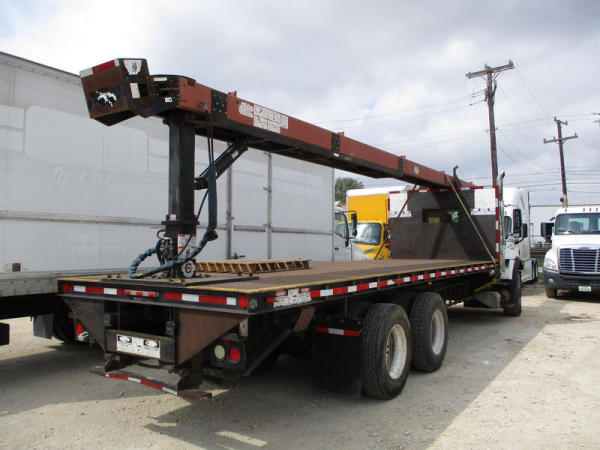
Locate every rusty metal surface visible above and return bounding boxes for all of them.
[176,309,245,365]
[60,259,492,295]
[187,259,492,293]
[391,190,496,260]
[196,259,310,274]
[80,57,473,189]
[293,307,315,332]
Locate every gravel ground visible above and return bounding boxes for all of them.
[1,283,599,449]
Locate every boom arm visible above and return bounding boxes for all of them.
[80,58,472,189]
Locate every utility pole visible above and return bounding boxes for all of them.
[466,61,514,187]
[543,117,578,207]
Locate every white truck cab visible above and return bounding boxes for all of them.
[502,187,537,283]
[541,206,600,297]
[333,207,371,261]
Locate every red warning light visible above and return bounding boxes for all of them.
[228,346,241,363]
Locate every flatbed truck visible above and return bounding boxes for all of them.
[57,58,521,400]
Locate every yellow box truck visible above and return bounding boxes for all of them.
[346,186,409,259]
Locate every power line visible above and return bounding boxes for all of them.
[328,101,480,130]
[497,87,549,138]
[514,67,552,120]
[314,93,480,125]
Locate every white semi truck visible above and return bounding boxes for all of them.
[541,206,600,297]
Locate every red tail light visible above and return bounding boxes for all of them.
[228,346,241,363]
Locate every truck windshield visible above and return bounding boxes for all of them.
[352,222,381,245]
[555,213,600,235]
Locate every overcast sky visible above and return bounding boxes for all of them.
[1,0,599,205]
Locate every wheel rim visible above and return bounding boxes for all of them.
[430,309,445,355]
[385,324,408,379]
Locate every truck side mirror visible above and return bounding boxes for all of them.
[522,223,528,238]
[513,209,522,237]
[350,213,358,238]
[540,222,554,242]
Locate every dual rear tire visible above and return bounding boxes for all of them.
[360,292,449,399]
[410,292,448,373]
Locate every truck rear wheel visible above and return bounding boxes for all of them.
[410,292,448,372]
[545,287,557,298]
[503,262,522,317]
[52,312,76,344]
[361,303,411,400]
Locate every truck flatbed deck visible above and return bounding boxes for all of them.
[59,259,494,315]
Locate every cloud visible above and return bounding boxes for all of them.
[1,0,599,204]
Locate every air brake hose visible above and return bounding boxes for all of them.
[128,166,218,278]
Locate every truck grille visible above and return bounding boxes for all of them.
[559,247,600,274]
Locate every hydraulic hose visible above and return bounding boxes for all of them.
[128,165,218,278]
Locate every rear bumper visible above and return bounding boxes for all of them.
[543,269,600,292]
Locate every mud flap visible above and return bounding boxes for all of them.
[63,297,106,349]
[33,314,54,339]
[312,325,362,397]
[0,322,9,346]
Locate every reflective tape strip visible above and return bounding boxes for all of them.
[315,326,360,337]
[306,264,494,300]
[163,292,246,308]
[73,285,119,295]
[408,186,483,194]
[80,59,120,78]
[124,290,158,298]
[104,373,179,396]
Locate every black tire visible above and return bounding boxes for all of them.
[410,292,448,372]
[52,313,77,344]
[503,262,522,317]
[361,303,412,400]
[545,287,557,298]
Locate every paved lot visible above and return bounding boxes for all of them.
[1,283,599,449]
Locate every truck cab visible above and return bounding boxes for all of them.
[352,221,389,259]
[502,187,537,283]
[346,186,406,259]
[541,206,600,297]
[333,207,371,261]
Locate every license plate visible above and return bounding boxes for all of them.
[116,334,161,358]
[578,285,592,293]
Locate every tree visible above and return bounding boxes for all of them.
[335,177,364,204]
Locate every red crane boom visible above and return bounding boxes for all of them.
[81,58,472,189]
